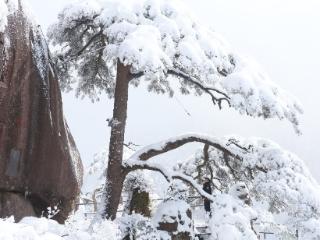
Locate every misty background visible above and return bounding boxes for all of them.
[27,0,320,181]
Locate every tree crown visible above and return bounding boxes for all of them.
[48,0,303,132]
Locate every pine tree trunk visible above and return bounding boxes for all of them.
[103,61,130,219]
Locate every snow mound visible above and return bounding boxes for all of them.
[0,215,119,240]
[153,199,192,234]
[0,217,64,240]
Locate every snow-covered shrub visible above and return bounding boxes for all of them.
[90,219,120,240]
[298,218,320,239]
[165,180,189,201]
[123,170,155,216]
[209,194,258,240]
[118,214,160,240]
[229,182,252,205]
[177,136,320,239]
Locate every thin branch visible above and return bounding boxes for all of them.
[223,152,239,180]
[200,144,222,191]
[125,163,215,202]
[123,142,141,151]
[130,71,144,80]
[167,68,230,109]
[73,29,104,58]
[226,138,253,153]
[128,68,231,109]
[256,166,268,173]
[65,14,100,34]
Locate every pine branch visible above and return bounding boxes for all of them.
[167,68,231,109]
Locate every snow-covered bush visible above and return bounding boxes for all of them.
[177,136,320,239]
[123,170,155,216]
[209,194,257,240]
[229,182,252,205]
[118,214,160,240]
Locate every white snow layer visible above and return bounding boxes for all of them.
[0,0,8,32]
[0,215,120,240]
[51,0,303,132]
[0,0,50,81]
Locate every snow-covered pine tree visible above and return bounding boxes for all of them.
[175,136,320,239]
[48,0,302,219]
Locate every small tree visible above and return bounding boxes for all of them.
[48,0,302,219]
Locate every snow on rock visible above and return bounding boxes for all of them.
[152,180,193,239]
[153,200,193,235]
[0,0,8,32]
[49,0,303,132]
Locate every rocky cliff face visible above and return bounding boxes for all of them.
[0,1,83,222]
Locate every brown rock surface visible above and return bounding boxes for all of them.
[0,192,36,221]
[0,1,83,222]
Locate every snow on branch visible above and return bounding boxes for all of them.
[167,68,231,109]
[124,133,248,162]
[124,160,215,202]
[49,0,303,132]
[123,133,252,200]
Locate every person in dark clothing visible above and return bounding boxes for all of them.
[203,177,212,216]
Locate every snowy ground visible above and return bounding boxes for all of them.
[0,207,293,240]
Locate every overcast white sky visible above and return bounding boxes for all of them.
[28,0,320,181]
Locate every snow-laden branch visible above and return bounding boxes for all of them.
[123,134,252,200]
[125,133,247,162]
[49,0,303,133]
[124,160,215,201]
